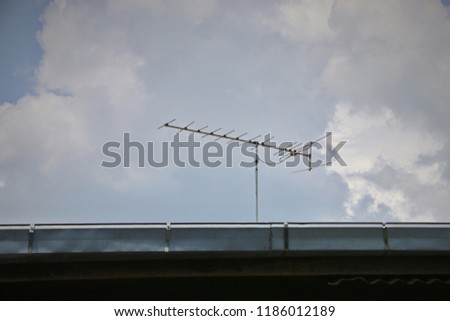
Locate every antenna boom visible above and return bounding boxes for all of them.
[161,122,309,157]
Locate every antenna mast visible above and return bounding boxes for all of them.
[159,119,322,222]
[255,145,259,222]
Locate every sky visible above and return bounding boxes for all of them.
[1,0,450,224]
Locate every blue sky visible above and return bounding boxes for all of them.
[0,0,47,102]
[1,0,450,224]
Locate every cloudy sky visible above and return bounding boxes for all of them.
[1,0,450,224]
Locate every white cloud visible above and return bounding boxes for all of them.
[314,0,450,221]
[36,0,149,108]
[329,103,444,178]
[263,0,335,42]
[0,0,174,223]
[327,102,447,221]
[107,0,218,25]
[0,92,90,174]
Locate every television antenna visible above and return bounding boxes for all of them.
[159,119,327,222]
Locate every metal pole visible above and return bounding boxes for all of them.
[255,145,259,222]
[308,144,312,171]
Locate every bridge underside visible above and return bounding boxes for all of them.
[1,253,450,300]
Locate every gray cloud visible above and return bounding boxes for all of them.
[1,0,449,223]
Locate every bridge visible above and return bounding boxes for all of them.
[1,222,450,299]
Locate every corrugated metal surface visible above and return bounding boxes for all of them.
[386,223,450,251]
[32,224,166,253]
[288,223,385,251]
[168,223,284,251]
[0,223,450,255]
[0,226,29,254]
